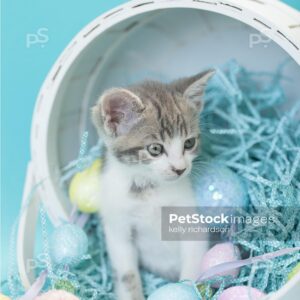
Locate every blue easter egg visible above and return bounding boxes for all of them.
[50,223,88,265]
[148,283,199,300]
[193,161,247,208]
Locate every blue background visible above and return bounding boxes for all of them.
[1,0,299,281]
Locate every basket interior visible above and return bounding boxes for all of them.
[52,7,300,179]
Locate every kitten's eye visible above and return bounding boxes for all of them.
[184,138,196,150]
[147,143,164,157]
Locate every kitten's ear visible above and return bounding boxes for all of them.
[184,69,215,112]
[92,88,144,136]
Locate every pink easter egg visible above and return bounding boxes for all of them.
[218,286,266,300]
[35,290,79,300]
[199,242,240,287]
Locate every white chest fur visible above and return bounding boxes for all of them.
[99,157,198,281]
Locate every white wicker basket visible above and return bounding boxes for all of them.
[17,0,300,298]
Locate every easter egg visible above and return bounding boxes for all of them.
[218,286,265,300]
[35,290,79,300]
[69,159,102,213]
[192,161,247,208]
[49,223,88,265]
[148,283,199,300]
[288,262,300,281]
[199,242,241,287]
[0,294,11,300]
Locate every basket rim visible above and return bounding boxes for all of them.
[31,0,300,222]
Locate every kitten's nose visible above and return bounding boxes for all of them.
[172,167,186,176]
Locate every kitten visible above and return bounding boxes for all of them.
[92,70,215,300]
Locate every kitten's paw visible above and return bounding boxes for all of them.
[116,290,145,300]
[116,271,145,300]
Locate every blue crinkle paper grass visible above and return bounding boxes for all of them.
[68,60,300,299]
[4,60,300,299]
[195,60,300,297]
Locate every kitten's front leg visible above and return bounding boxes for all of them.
[179,239,209,281]
[104,220,145,300]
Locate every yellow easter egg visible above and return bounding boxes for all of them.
[288,262,300,281]
[69,159,102,213]
[0,294,11,300]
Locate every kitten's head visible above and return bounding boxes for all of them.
[92,70,214,182]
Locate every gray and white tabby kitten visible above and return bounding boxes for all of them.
[92,70,214,300]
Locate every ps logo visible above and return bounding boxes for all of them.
[26,28,49,48]
[249,30,271,48]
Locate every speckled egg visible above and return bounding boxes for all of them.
[148,283,199,300]
[199,242,241,287]
[49,223,88,265]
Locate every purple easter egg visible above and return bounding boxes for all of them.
[199,242,240,287]
[218,286,266,300]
